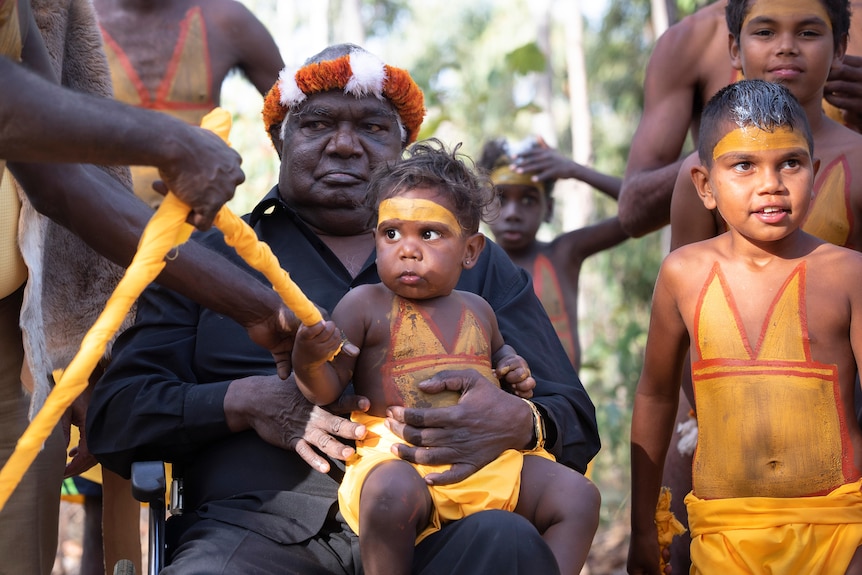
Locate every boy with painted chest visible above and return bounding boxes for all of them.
[479,138,628,371]
[629,80,862,574]
[292,140,599,575]
[663,2,862,568]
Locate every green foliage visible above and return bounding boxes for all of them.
[577,0,667,517]
[587,0,652,120]
[676,0,714,19]
[504,42,547,74]
[359,0,412,40]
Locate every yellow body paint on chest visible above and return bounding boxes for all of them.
[382,295,496,408]
[691,262,855,499]
[378,197,461,235]
[804,155,851,246]
[713,126,809,161]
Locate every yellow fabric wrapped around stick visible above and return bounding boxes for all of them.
[0,108,323,510]
[655,486,687,573]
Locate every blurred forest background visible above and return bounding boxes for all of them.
[213,0,714,572]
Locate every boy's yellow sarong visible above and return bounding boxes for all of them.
[686,479,862,574]
[338,412,553,543]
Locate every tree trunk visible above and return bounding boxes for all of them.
[651,0,671,38]
[557,0,593,231]
[337,0,365,45]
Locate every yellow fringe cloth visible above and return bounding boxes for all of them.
[656,486,687,573]
[0,108,324,510]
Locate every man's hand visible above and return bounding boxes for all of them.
[385,369,533,485]
[825,54,862,132]
[153,128,245,231]
[62,388,98,479]
[224,375,369,473]
[243,304,299,380]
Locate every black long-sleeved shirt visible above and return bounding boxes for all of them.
[87,186,600,545]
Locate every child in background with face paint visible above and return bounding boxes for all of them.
[478,137,628,372]
[628,79,862,575]
[292,139,600,575]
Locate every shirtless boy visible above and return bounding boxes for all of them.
[629,79,862,575]
[663,1,862,566]
[479,138,628,371]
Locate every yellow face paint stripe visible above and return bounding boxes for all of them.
[490,164,546,195]
[378,197,462,235]
[713,126,809,161]
[742,0,832,31]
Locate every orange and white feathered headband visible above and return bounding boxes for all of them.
[262,47,425,147]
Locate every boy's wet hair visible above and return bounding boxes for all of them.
[365,138,498,234]
[726,0,850,51]
[698,79,813,166]
[477,138,557,199]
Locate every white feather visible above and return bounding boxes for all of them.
[345,49,385,98]
[278,67,306,107]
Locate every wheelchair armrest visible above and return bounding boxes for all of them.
[130,461,166,505]
[131,461,167,574]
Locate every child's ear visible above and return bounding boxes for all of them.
[691,164,717,210]
[729,34,743,71]
[462,233,486,269]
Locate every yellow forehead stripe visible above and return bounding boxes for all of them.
[378,197,462,235]
[742,0,832,31]
[490,164,546,195]
[713,126,809,161]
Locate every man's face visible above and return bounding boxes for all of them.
[278,90,405,234]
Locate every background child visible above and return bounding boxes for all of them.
[629,79,862,575]
[292,140,600,575]
[478,138,628,371]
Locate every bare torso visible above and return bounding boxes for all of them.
[668,238,862,498]
[336,285,499,416]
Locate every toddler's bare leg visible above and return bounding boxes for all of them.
[359,459,432,575]
[514,456,600,575]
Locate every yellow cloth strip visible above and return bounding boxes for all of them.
[213,206,321,326]
[0,193,191,510]
[0,108,323,511]
[686,479,862,574]
[656,486,687,573]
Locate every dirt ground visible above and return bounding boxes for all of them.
[54,501,631,575]
[54,502,148,575]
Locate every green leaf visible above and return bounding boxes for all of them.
[504,42,547,75]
